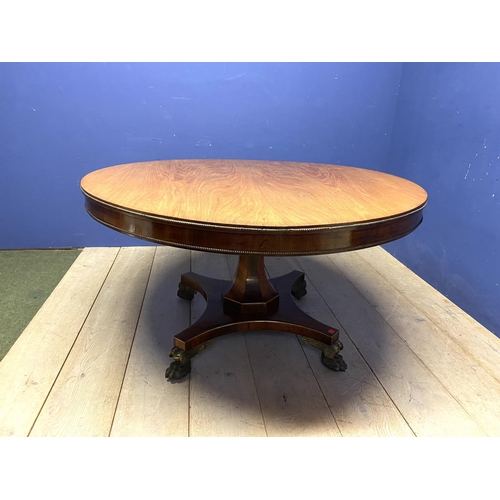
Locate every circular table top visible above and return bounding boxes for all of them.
[81,159,427,255]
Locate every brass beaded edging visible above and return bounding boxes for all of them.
[81,187,427,233]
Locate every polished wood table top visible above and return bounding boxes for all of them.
[81,159,427,255]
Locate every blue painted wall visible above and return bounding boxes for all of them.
[383,63,500,335]
[0,62,402,248]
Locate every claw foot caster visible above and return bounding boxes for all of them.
[177,282,196,300]
[291,275,307,299]
[321,341,347,371]
[165,347,191,380]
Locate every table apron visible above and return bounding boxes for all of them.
[84,196,424,255]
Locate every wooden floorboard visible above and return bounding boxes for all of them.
[110,247,191,437]
[30,247,155,437]
[0,247,119,437]
[358,246,500,385]
[1,245,498,437]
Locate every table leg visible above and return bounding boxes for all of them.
[165,255,347,380]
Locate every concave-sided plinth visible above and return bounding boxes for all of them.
[165,255,347,380]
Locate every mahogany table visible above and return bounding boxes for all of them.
[81,159,427,380]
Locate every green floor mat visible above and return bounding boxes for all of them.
[0,249,82,361]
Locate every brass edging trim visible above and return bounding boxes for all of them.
[81,186,427,234]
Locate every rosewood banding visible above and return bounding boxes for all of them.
[83,194,425,256]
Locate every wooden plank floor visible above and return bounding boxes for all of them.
[1,246,500,437]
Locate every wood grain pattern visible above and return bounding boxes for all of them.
[81,160,427,255]
[81,160,427,227]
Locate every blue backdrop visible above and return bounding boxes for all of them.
[1,62,498,336]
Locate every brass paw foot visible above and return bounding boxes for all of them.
[165,346,191,380]
[165,343,211,381]
[165,359,191,380]
[321,352,347,371]
[177,282,196,300]
[321,341,347,371]
[291,274,307,299]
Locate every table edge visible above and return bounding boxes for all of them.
[81,187,427,255]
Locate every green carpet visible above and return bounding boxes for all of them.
[0,249,82,361]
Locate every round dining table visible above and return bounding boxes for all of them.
[81,159,427,380]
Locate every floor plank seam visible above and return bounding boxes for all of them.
[26,248,121,437]
[295,333,344,437]
[292,256,418,437]
[243,332,269,437]
[108,247,157,437]
[327,255,488,436]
